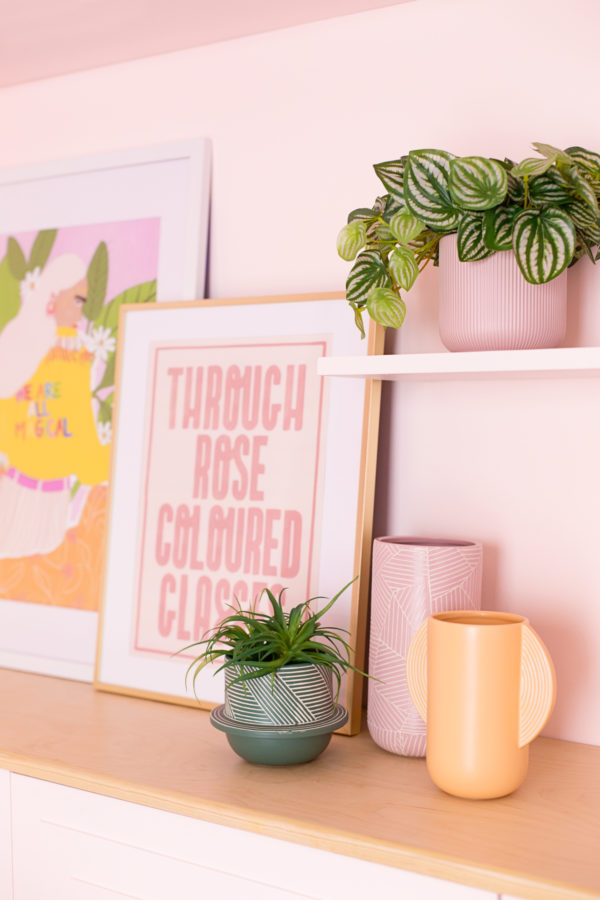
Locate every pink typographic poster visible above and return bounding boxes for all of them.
[133,337,329,658]
[0,218,160,610]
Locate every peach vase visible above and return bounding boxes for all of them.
[438,234,568,351]
[367,537,482,757]
[406,610,556,799]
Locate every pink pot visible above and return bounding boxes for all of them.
[367,537,482,757]
[438,234,567,351]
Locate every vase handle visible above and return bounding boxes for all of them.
[519,624,557,748]
[406,619,429,723]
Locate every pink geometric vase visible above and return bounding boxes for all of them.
[438,233,567,351]
[367,537,482,757]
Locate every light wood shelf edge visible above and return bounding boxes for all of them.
[318,346,600,380]
[1,750,593,900]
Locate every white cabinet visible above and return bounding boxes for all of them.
[0,769,12,900]
[10,774,495,900]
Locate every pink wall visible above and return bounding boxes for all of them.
[0,0,599,744]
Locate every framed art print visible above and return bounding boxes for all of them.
[0,140,211,680]
[95,293,383,734]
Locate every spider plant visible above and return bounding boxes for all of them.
[337,142,600,336]
[180,578,366,699]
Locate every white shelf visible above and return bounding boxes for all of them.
[317,347,600,380]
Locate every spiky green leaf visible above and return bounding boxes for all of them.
[346,250,390,304]
[373,157,407,202]
[483,206,519,251]
[513,207,576,283]
[404,149,460,232]
[457,212,494,262]
[389,211,425,244]
[388,247,418,290]
[449,156,508,211]
[366,287,406,328]
[337,221,367,261]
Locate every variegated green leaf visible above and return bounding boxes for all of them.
[457,212,494,261]
[382,194,406,220]
[507,170,525,203]
[389,211,425,244]
[372,195,388,216]
[348,300,366,339]
[404,149,460,232]
[512,157,553,178]
[366,287,406,328]
[566,146,600,181]
[337,221,367,261]
[449,156,508,211]
[483,206,519,251]
[374,158,407,202]
[531,142,573,165]
[388,247,418,290]
[566,203,600,244]
[347,208,374,223]
[529,171,572,206]
[566,168,599,215]
[346,250,390,304]
[513,207,576,283]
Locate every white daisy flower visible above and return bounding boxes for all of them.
[90,325,116,363]
[97,421,112,446]
[19,267,41,302]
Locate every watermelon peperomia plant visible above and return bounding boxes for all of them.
[337,143,600,336]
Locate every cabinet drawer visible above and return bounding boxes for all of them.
[0,769,12,899]
[11,773,495,900]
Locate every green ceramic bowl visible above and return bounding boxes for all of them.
[210,704,348,765]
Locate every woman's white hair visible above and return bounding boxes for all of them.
[0,253,86,398]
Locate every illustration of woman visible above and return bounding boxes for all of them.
[0,254,110,559]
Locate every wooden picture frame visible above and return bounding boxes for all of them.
[95,293,383,734]
[0,140,211,681]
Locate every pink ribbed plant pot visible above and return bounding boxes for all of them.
[367,537,482,757]
[438,234,567,351]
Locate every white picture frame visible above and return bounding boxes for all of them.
[0,140,211,681]
[95,293,383,734]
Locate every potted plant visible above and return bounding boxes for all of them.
[337,142,600,350]
[182,579,365,765]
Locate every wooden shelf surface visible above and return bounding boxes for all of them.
[0,668,598,900]
[318,346,600,380]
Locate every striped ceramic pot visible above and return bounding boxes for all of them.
[438,234,567,351]
[224,663,334,726]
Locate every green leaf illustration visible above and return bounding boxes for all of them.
[0,253,22,333]
[513,207,576,283]
[97,395,114,425]
[457,212,494,261]
[337,221,367,261]
[95,280,157,333]
[85,241,109,322]
[95,354,116,393]
[346,250,390,305]
[366,287,406,328]
[449,156,508,211]
[404,149,460,232]
[28,229,57,271]
[7,238,27,281]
